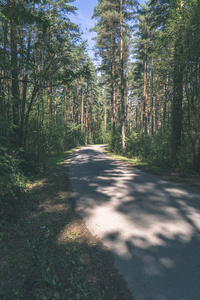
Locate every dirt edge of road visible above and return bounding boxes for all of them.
[0,153,133,300]
[103,147,200,194]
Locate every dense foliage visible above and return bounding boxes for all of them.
[92,0,200,173]
[0,0,104,218]
[1,0,199,219]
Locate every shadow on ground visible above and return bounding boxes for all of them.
[70,146,200,300]
[0,155,132,300]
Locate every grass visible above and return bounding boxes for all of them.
[0,148,132,300]
[104,146,200,193]
[1,145,199,299]
[47,149,77,168]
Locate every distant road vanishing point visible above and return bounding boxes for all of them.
[69,145,200,300]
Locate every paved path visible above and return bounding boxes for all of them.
[69,145,200,300]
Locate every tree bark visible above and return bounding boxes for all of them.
[151,57,154,135]
[126,49,129,127]
[19,1,34,147]
[120,0,126,155]
[104,94,107,132]
[81,86,84,132]
[143,44,147,134]
[135,84,138,130]
[110,31,116,149]
[85,84,89,145]
[10,0,20,146]
[171,38,184,169]
[0,15,8,137]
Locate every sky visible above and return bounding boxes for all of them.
[69,0,145,63]
[70,0,99,61]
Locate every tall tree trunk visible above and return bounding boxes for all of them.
[155,70,159,131]
[47,2,52,122]
[0,16,8,137]
[147,74,151,134]
[163,74,169,130]
[126,49,129,127]
[54,89,57,124]
[151,57,154,135]
[23,85,39,147]
[140,100,143,131]
[88,91,92,144]
[47,81,51,121]
[10,0,20,146]
[75,78,80,124]
[120,0,125,155]
[19,1,34,147]
[135,84,138,130]
[81,86,84,132]
[63,86,67,142]
[64,86,67,123]
[143,44,147,134]
[110,31,116,149]
[104,95,107,132]
[129,93,132,131]
[196,62,200,173]
[71,93,74,121]
[171,0,185,169]
[85,84,89,145]
[171,38,184,168]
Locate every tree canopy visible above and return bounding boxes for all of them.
[1,0,200,216]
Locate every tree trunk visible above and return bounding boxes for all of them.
[10,0,20,146]
[19,1,34,147]
[88,91,92,144]
[81,86,84,132]
[171,39,184,168]
[104,95,107,131]
[75,77,80,124]
[151,57,154,135]
[85,84,89,145]
[120,0,125,155]
[64,86,67,123]
[0,15,8,137]
[163,74,169,130]
[126,49,129,127]
[110,31,116,149]
[143,44,147,134]
[155,69,159,131]
[135,84,138,130]
[129,92,132,131]
[54,90,57,124]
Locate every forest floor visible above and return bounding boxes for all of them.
[1,147,199,300]
[0,150,133,300]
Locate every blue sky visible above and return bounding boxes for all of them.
[70,0,99,60]
[70,0,145,62]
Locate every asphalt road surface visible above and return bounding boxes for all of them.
[69,145,200,300]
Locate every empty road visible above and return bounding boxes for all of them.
[69,145,200,300]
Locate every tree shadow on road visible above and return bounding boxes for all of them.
[0,155,133,300]
[70,146,200,300]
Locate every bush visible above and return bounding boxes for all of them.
[150,129,171,166]
[0,146,27,220]
[126,131,152,158]
[64,123,84,149]
[126,129,171,167]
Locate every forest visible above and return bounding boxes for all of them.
[0,0,200,215]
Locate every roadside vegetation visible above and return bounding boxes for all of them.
[0,150,132,300]
[104,145,200,193]
[0,0,199,298]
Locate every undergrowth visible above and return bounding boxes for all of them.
[0,148,132,300]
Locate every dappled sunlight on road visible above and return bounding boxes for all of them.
[70,145,200,300]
